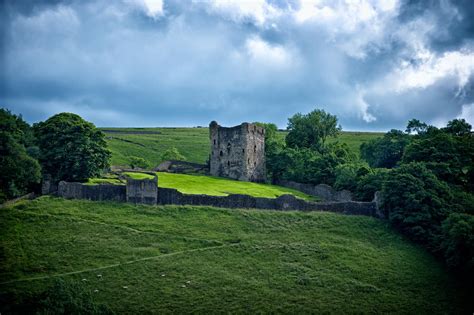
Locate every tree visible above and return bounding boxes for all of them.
[402,130,474,189]
[34,113,110,182]
[161,147,186,161]
[286,109,341,152]
[405,118,428,134]
[440,213,474,278]
[0,109,41,201]
[381,162,453,248]
[443,118,472,136]
[360,129,410,168]
[129,156,150,169]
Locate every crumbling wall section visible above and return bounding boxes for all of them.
[126,176,158,205]
[275,180,353,202]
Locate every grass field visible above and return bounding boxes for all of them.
[101,128,383,167]
[124,172,316,200]
[0,197,464,313]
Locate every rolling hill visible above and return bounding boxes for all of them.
[101,128,383,167]
[0,197,464,314]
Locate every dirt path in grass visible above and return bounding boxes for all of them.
[0,243,240,285]
[17,210,222,245]
[1,209,239,285]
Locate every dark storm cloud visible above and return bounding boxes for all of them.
[1,0,473,130]
[398,0,474,51]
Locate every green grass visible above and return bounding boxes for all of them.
[0,197,464,313]
[102,128,382,167]
[123,172,316,200]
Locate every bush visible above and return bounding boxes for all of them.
[0,109,41,201]
[161,147,186,161]
[360,129,410,168]
[440,213,474,279]
[334,161,371,192]
[381,162,452,249]
[129,156,150,169]
[354,168,390,201]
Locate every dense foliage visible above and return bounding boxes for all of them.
[0,109,41,201]
[161,147,186,161]
[265,109,352,185]
[286,109,341,152]
[359,119,474,283]
[129,156,150,169]
[266,111,473,285]
[360,129,410,168]
[34,113,111,182]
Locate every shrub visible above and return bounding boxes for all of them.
[161,147,186,161]
[129,156,150,169]
[0,109,41,201]
[354,168,390,201]
[360,129,410,168]
[440,213,474,279]
[334,161,371,192]
[381,162,452,249]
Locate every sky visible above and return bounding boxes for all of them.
[1,0,473,131]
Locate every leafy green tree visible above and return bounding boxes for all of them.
[405,119,428,134]
[129,156,150,169]
[402,130,474,189]
[381,162,453,248]
[34,113,110,182]
[334,161,371,192]
[161,147,186,161]
[354,168,390,201]
[269,142,352,185]
[443,118,472,136]
[440,213,474,278]
[360,129,410,168]
[0,109,41,201]
[286,109,341,152]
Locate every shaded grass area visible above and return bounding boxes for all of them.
[0,197,464,314]
[123,172,316,200]
[102,128,383,166]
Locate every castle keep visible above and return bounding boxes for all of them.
[209,121,266,182]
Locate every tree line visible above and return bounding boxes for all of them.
[260,109,473,288]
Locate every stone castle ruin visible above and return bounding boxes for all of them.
[209,121,266,182]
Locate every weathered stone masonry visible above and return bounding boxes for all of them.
[209,121,266,182]
[57,177,379,217]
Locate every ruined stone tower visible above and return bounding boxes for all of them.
[209,121,266,182]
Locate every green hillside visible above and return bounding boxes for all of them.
[0,197,463,313]
[101,128,382,167]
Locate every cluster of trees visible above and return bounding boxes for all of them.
[0,110,111,202]
[262,111,473,283]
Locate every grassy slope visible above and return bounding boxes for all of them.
[123,172,316,200]
[1,197,463,314]
[102,128,382,167]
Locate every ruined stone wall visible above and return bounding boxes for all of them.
[275,179,353,202]
[126,177,158,205]
[56,177,378,217]
[158,187,378,217]
[209,121,265,182]
[58,181,126,202]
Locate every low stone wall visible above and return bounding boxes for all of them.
[58,181,126,202]
[158,188,377,216]
[56,179,378,217]
[275,179,352,202]
[126,177,158,205]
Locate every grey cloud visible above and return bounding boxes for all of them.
[1,0,473,131]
